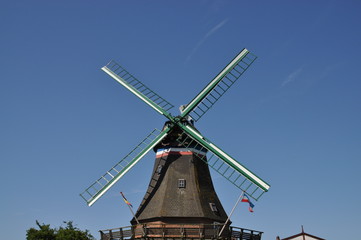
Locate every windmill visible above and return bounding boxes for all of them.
[80,48,270,238]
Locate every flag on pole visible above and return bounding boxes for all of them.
[241,193,254,212]
[120,192,133,208]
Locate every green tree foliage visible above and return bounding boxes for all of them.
[26,220,95,240]
[56,221,94,240]
[26,220,56,240]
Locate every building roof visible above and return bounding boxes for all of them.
[281,227,325,240]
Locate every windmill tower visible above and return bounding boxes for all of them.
[80,49,270,239]
[133,122,229,226]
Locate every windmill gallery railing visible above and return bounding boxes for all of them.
[99,224,263,240]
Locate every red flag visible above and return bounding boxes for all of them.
[241,193,254,212]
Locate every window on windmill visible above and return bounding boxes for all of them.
[178,179,186,188]
[157,165,162,174]
[209,203,218,212]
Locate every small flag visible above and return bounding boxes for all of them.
[120,192,133,208]
[241,193,254,212]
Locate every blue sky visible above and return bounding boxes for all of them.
[1,1,361,239]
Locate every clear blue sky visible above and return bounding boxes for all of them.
[1,1,360,240]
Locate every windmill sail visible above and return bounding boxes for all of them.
[176,125,270,201]
[80,128,170,206]
[181,49,257,122]
[102,61,174,118]
[81,48,270,209]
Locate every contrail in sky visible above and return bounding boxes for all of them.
[282,67,303,87]
[186,19,228,63]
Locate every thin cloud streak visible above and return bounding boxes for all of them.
[186,19,229,63]
[282,67,303,87]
